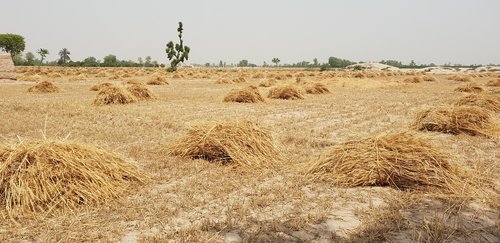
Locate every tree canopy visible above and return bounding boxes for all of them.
[0,34,25,57]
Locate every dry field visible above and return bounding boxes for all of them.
[1,67,499,242]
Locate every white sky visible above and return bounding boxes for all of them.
[1,0,499,65]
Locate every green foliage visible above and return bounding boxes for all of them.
[36,48,49,66]
[352,65,365,71]
[238,59,249,67]
[328,56,355,68]
[103,54,118,66]
[0,34,25,57]
[25,52,36,66]
[271,57,280,66]
[166,22,190,72]
[58,48,71,65]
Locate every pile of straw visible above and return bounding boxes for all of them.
[456,94,500,112]
[302,133,456,190]
[454,83,483,93]
[422,75,437,81]
[0,139,147,218]
[304,83,330,94]
[27,80,60,93]
[403,76,424,83]
[126,83,157,101]
[146,76,168,85]
[412,106,497,137]
[258,79,277,87]
[90,82,113,91]
[486,79,500,87]
[223,86,264,103]
[267,85,304,100]
[166,121,281,167]
[449,75,473,82]
[93,85,137,105]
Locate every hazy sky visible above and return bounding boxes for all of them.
[2,0,499,65]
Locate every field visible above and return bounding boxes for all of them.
[1,67,499,242]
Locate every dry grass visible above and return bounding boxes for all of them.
[422,75,437,81]
[449,75,473,82]
[223,86,264,103]
[167,120,281,167]
[27,80,60,93]
[454,83,484,93]
[89,82,113,91]
[486,79,500,87]
[0,139,147,219]
[404,76,424,83]
[146,76,168,85]
[126,83,157,101]
[93,85,137,105]
[413,106,497,137]
[304,83,330,94]
[302,132,462,191]
[267,85,304,100]
[258,79,276,87]
[456,94,500,112]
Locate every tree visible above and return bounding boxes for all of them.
[166,22,190,72]
[238,59,249,67]
[0,34,25,57]
[57,48,71,65]
[328,56,354,68]
[37,48,49,66]
[103,54,118,66]
[409,60,417,67]
[24,52,36,66]
[138,57,143,66]
[145,56,152,67]
[82,56,99,67]
[313,58,319,67]
[219,60,223,67]
[271,58,280,67]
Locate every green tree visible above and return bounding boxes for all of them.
[145,56,152,67]
[328,56,354,68]
[83,56,99,67]
[166,22,190,72]
[25,52,36,66]
[238,59,249,67]
[271,57,280,67]
[103,54,118,66]
[36,48,49,66]
[313,58,319,67]
[409,60,417,67]
[138,57,143,66]
[219,60,223,67]
[0,34,25,57]
[58,48,71,65]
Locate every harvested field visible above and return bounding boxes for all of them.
[456,94,500,112]
[454,83,483,93]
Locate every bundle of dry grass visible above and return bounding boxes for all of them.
[27,80,60,93]
[223,86,264,103]
[422,75,437,81]
[267,85,304,100]
[302,133,457,190]
[449,75,473,82]
[146,76,168,85]
[0,139,147,218]
[412,106,497,137]
[89,82,113,91]
[166,121,281,167]
[93,86,137,105]
[403,76,424,83]
[456,94,500,112]
[454,83,483,93]
[126,83,157,101]
[215,78,232,84]
[486,79,500,87]
[304,83,330,94]
[258,79,276,87]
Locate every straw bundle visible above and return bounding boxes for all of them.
[267,85,304,100]
[302,133,456,190]
[454,83,483,93]
[422,75,437,81]
[403,76,424,83]
[456,94,500,112]
[258,79,277,87]
[449,75,473,82]
[90,82,113,91]
[413,106,497,137]
[0,139,147,218]
[27,80,60,93]
[93,86,137,105]
[304,83,330,94]
[146,76,168,85]
[223,86,264,103]
[126,83,157,101]
[486,79,500,87]
[166,121,281,167]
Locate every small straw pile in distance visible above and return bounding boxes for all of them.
[304,83,330,94]
[223,85,264,103]
[258,79,277,87]
[90,82,113,91]
[302,132,456,190]
[412,106,497,137]
[486,79,500,87]
[454,83,483,93]
[456,94,500,112]
[267,85,304,100]
[93,85,137,105]
[0,139,148,219]
[126,83,157,101]
[403,76,424,83]
[449,75,473,82]
[422,75,437,81]
[27,80,60,93]
[146,76,168,85]
[166,120,281,167]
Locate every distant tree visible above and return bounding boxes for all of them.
[0,34,25,57]
[103,54,118,66]
[380,60,403,68]
[219,60,223,67]
[138,57,143,66]
[25,52,36,66]
[328,56,354,68]
[57,48,71,65]
[409,60,417,67]
[82,56,99,66]
[166,22,191,72]
[271,57,280,67]
[144,56,152,67]
[36,48,49,66]
[313,58,319,67]
[238,59,249,67]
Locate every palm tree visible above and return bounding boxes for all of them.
[58,48,71,65]
[37,48,49,66]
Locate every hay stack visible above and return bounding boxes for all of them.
[403,76,424,83]
[167,121,281,167]
[0,139,147,218]
[146,76,168,85]
[90,82,113,91]
[302,133,457,190]
[456,94,500,112]
[413,106,497,137]
[486,79,500,87]
[215,78,232,84]
[93,85,137,105]
[268,85,304,100]
[304,83,330,94]
[27,80,60,93]
[454,83,483,93]
[223,86,264,103]
[422,75,437,81]
[258,79,276,87]
[0,53,16,80]
[126,83,157,101]
[449,75,473,82]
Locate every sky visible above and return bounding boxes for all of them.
[1,0,499,65]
